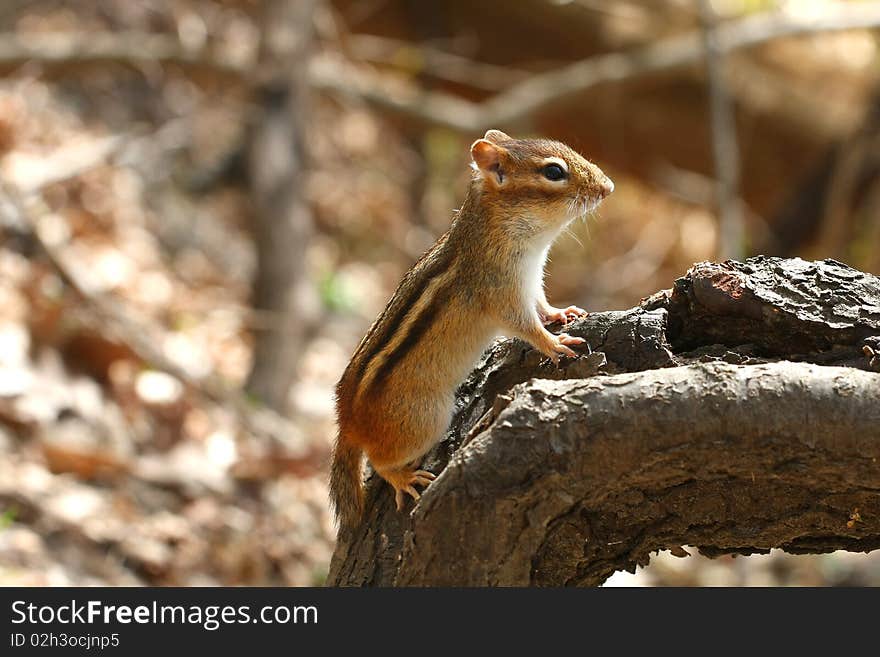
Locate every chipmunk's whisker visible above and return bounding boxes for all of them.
[563,224,584,248]
[583,215,592,240]
[567,192,582,220]
[569,192,584,220]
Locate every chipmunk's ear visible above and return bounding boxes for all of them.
[470,138,506,185]
[483,129,511,144]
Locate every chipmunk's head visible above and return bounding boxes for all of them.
[469,129,613,235]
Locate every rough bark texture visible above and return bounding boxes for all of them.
[327,257,880,586]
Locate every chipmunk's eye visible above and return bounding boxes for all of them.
[542,163,567,181]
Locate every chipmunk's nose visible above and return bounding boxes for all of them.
[599,176,614,198]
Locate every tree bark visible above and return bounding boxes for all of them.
[327,256,880,586]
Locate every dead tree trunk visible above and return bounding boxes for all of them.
[327,256,880,586]
[245,0,319,411]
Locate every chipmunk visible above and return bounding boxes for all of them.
[330,130,613,530]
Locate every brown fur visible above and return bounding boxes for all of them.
[330,131,613,530]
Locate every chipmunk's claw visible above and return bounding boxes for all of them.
[557,332,585,347]
[412,470,437,486]
[395,486,419,511]
[543,332,586,366]
[540,305,589,326]
[387,469,436,511]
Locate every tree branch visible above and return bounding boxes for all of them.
[328,257,880,586]
[397,361,880,586]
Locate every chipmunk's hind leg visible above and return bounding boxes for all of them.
[376,466,437,511]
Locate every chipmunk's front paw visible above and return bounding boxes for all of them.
[545,333,586,364]
[540,305,588,325]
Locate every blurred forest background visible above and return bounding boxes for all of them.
[0,0,878,587]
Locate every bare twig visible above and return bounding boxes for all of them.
[0,31,247,76]
[345,34,530,91]
[307,54,483,131]
[699,0,744,260]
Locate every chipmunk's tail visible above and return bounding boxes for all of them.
[329,434,364,531]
